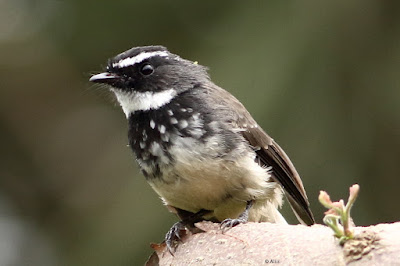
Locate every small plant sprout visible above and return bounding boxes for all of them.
[319,184,360,244]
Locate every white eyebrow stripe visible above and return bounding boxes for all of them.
[112,51,169,68]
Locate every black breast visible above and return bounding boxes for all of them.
[128,90,213,178]
[128,88,245,179]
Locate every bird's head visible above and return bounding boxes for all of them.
[90,45,209,116]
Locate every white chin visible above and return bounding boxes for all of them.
[111,89,177,117]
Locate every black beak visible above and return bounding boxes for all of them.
[89,72,119,84]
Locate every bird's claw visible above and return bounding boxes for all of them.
[220,217,247,232]
[165,221,187,255]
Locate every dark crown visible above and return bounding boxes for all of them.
[109,45,169,68]
[95,45,211,93]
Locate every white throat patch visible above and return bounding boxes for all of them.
[111,89,177,117]
[112,51,169,69]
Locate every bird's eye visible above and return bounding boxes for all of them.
[140,64,154,76]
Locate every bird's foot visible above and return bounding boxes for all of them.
[165,221,187,255]
[220,200,254,233]
[164,209,210,254]
[220,217,248,232]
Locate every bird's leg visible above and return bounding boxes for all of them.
[165,209,210,254]
[220,200,254,232]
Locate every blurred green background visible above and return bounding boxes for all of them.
[1,0,400,265]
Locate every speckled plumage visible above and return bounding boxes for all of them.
[90,45,315,250]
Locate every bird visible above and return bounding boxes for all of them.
[90,45,315,252]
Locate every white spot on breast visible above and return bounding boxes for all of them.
[149,142,163,156]
[142,129,147,140]
[188,113,205,138]
[170,117,178,124]
[158,125,166,134]
[179,120,188,129]
[180,108,187,112]
[160,155,170,164]
[189,128,204,138]
[167,110,174,116]
[140,142,146,149]
[149,142,170,164]
[161,132,170,142]
[150,120,156,129]
[192,113,201,120]
[136,158,155,173]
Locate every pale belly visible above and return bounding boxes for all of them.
[148,155,282,221]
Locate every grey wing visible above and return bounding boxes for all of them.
[206,84,315,225]
[242,127,315,225]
